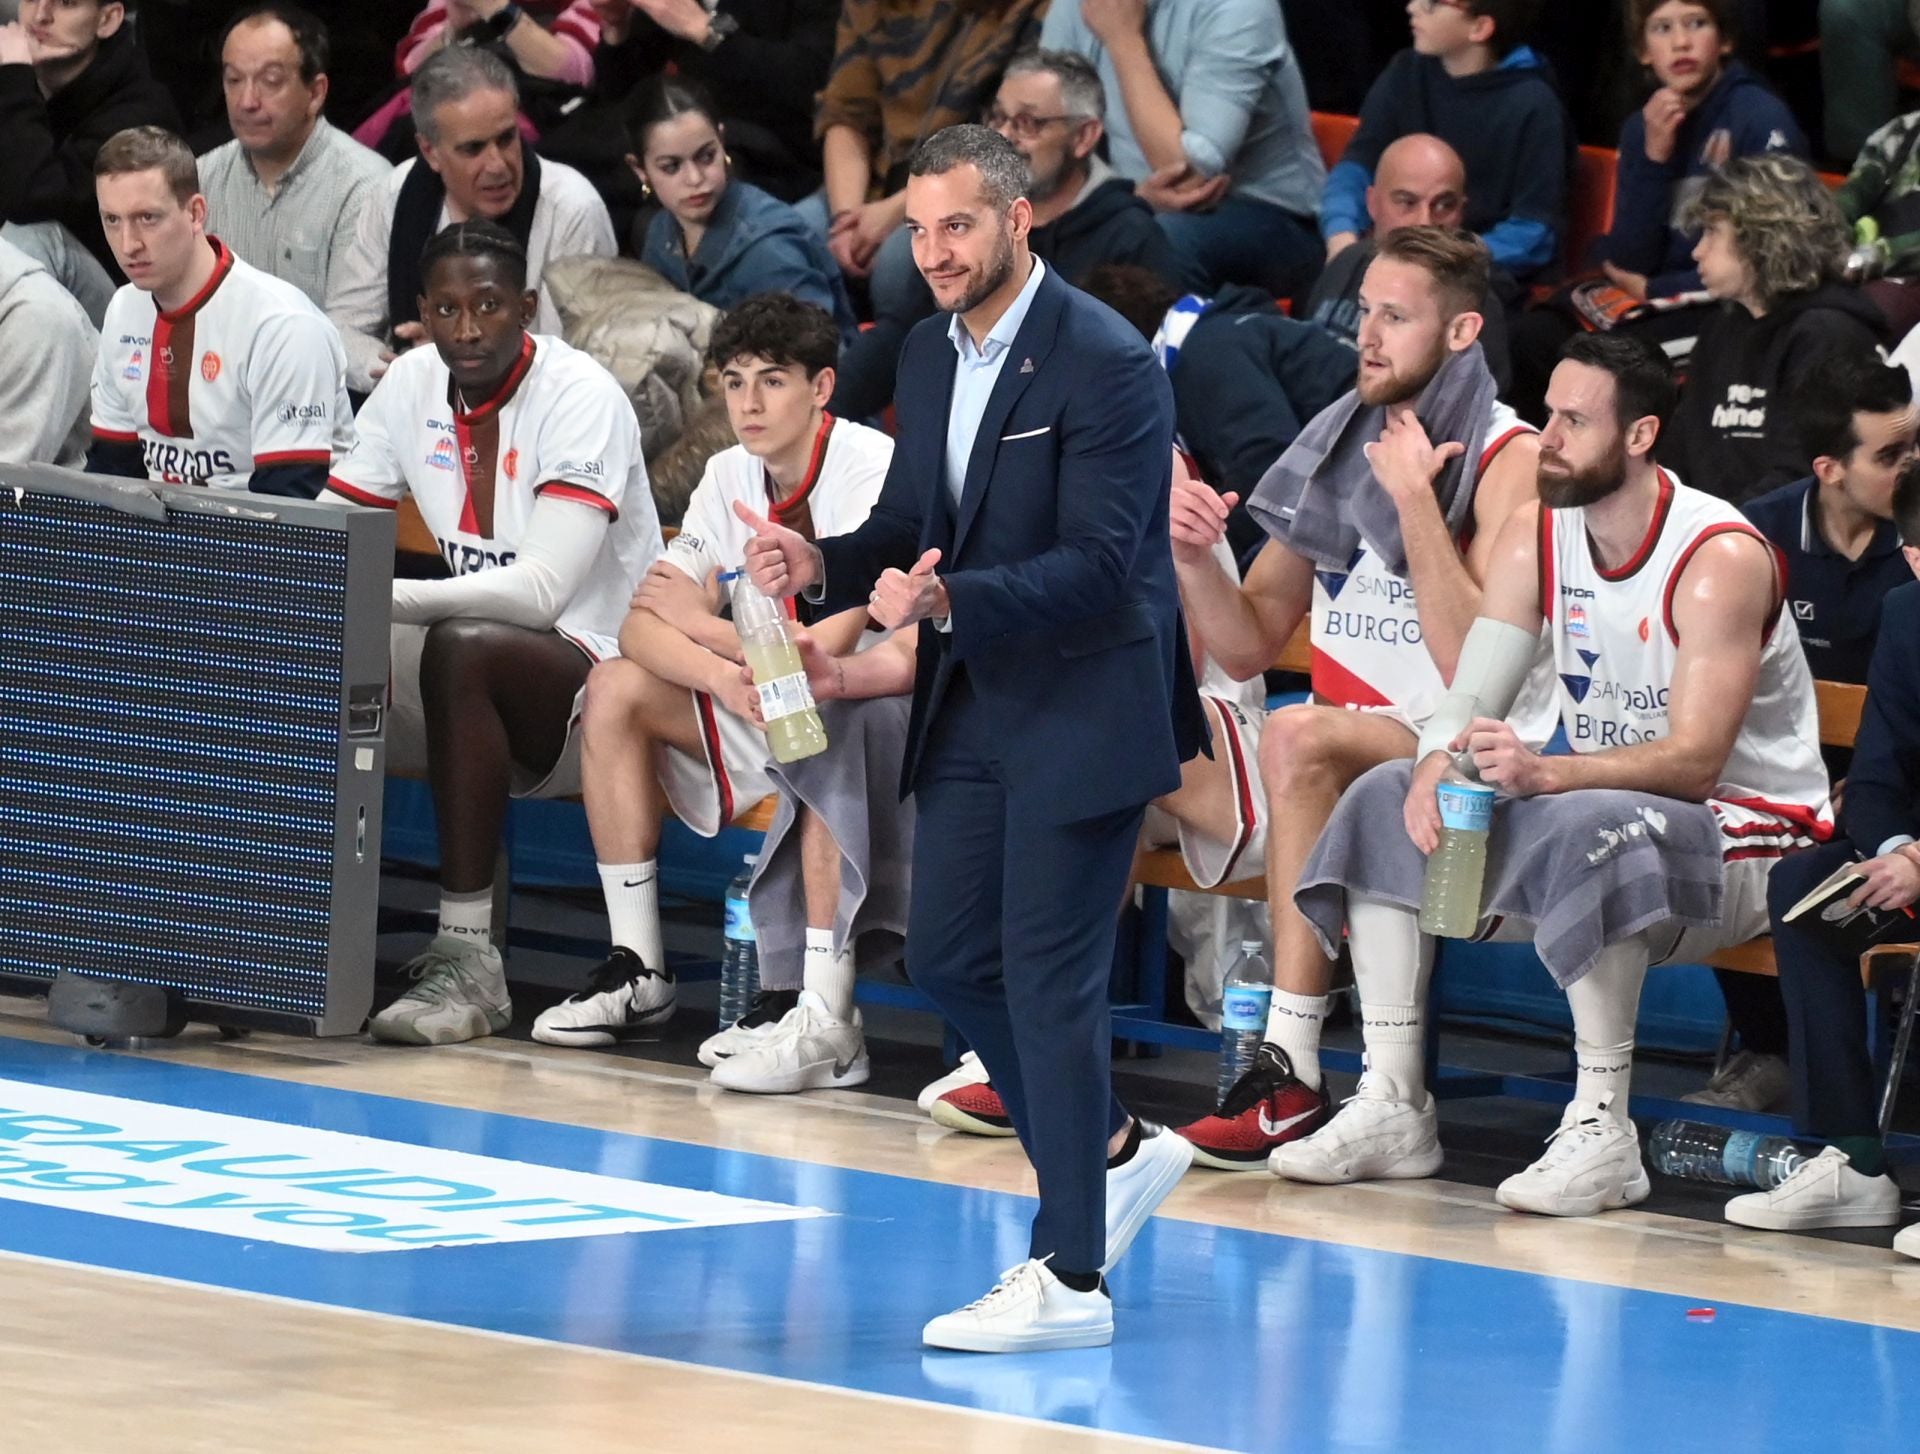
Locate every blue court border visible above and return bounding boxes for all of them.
[0,1033,1914,1453]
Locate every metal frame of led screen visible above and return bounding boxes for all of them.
[0,465,393,1036]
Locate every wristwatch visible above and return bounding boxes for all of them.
[698,11,738,51]
[486,2,525,39]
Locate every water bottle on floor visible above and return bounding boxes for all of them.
[1217,942,1273,1103]
[719,855,760,1028]
[1419,771,1497,939]
[1648,1119,1807,1190]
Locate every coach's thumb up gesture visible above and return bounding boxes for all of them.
[732,500,823,598]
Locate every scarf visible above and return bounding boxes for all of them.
[1245,341,1497,577]
[387,150,544,333]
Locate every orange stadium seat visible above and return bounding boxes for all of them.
[1310,111,1359,171]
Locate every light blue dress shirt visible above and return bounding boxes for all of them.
[944,257,1048,506]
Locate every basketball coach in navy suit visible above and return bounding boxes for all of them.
[737,125,1205,1353]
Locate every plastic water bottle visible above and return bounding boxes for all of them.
[1419,773,1497,939]
[729,571,828,764]
[1648,1119,1807,1190]
[719,855,760,1028]
[1216,942,1273,1102]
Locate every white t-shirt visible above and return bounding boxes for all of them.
[328,332,662,659]
[90,237,351,490]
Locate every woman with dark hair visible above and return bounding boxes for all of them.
[627,78,856,340]
[1660,154,1892,502]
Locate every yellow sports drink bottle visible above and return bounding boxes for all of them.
[728,569,828,764]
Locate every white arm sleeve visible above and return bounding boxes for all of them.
[392,494,609,630]
[1415,618,1542,762]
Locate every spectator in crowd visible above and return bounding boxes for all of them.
[1321,0,1570,287]
[1836,102,1920,278]
[0,0,182,323]
[0,232,94,466]
[583,0,835,204]
[328,45,616,395]
[1280,332,1830,1217]
[1818,0,1919,166]
[538,293,891,1061]
[324,221,665,1045]
[1681,354,1919,1116]
[627,77,855,339]
[1509,0,1805,423]
[808,0,1046,300]
[1305,134,1513,389]
[1040,0,1325,296]
[1660,155,1890,503]
[197,5,391,310]
[85,126,351,498]
[1720,472,1920,1252]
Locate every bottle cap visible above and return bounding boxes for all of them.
[742,854,757,866]
[718,569,741,583]
[1239,941,1264,953]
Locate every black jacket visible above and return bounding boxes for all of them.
[594,0,836,201]
[1030,175,1185,289]
[1660,284,1890,504]
[0,31,182,280]
[1842,581,1920,857]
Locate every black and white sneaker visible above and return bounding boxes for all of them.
[531,949,676,1047]
[696,988,801,1068]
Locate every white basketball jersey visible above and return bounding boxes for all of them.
[1309,403,1558,744]
[1543,469,1833,856]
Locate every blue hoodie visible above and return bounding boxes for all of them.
[1599,60,1806,297]
[642,179,857,340]
[1320,45,1572,278]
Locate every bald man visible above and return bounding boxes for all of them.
[1305,134,1512,390]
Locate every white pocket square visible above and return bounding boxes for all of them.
[1000,426,1051,442]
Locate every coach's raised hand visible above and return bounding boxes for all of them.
[732,500,823,597]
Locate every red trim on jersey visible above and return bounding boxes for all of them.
[1538,505,1555,624]
[156,237,236,324]
[1477,425,1532,477]
[1309,648,1393,710]
[768,412,836,526]
[91,426,138,442]
[1207,697,1258,886]
[1717,795,1835,841]
[1594,468,1675,581]
[1660,522,1778,646]
[326,477,399,509]
[694,690,735,828]
[454,334,537,423]
[536,481,617,515]
[1725,845,1798,863]
[254,449,332,466]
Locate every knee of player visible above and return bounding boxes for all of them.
[1259,705,1342,785]
[581,656,656,727]
[419,617,518,684]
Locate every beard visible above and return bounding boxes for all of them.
[942,228,1017,315]
[1537,448,1629,510]
[1355,336,1448,408]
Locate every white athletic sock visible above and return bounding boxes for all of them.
[1574,1037,1636,1118]
[803,927,856,1022]
[599,861,664,971]
[1347,896,1434,1102]
[438,887,493,943]
[1360,1003,1425,1102]
[1566,936,1650,1123]
[1265,989,1329,1090]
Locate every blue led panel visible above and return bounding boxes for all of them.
[0,469,393,1035]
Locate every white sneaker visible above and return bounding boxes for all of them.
[696,988,801,1068]
[530,949,675,1047]
[1682,1051,1791,1113]
[1103,1120,1193,1272]
[1269,1074,1443,1184]
[1893,1222,1920,1261]
[1495,1099,1651,1217]
[709,991,869,1094]
[918,1050,991,1114]
[368,936,511,1046]
[1724,1145,1902,1231]
[921,1259,1113,1353]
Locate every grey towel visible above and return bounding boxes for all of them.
[747,695,915,992]
[1246,342,1498,576]
[1294,761,1727,988]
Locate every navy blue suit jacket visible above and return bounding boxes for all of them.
[815,263,1206,824]
[1841,579,1920,855]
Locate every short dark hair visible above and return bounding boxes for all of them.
[1795,350,1915,465]
[419,219,529,293]
[1559,331,1679,433]
[622,75,720,157]
[221,4,330,85]
[908,124,1030,211]
[1627,0,1737,47]
[94,126,199,205]
[1467,0,1543,56]
[1373,226,1490,318]
[1894,458,1920,545]
[706,293,841,379]
[1079,263,1181,343]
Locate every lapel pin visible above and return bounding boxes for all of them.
[1019,357,1034,374]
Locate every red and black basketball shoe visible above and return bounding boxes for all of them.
[929,1079,1018,1138]
[1177,1044,1331,1171]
